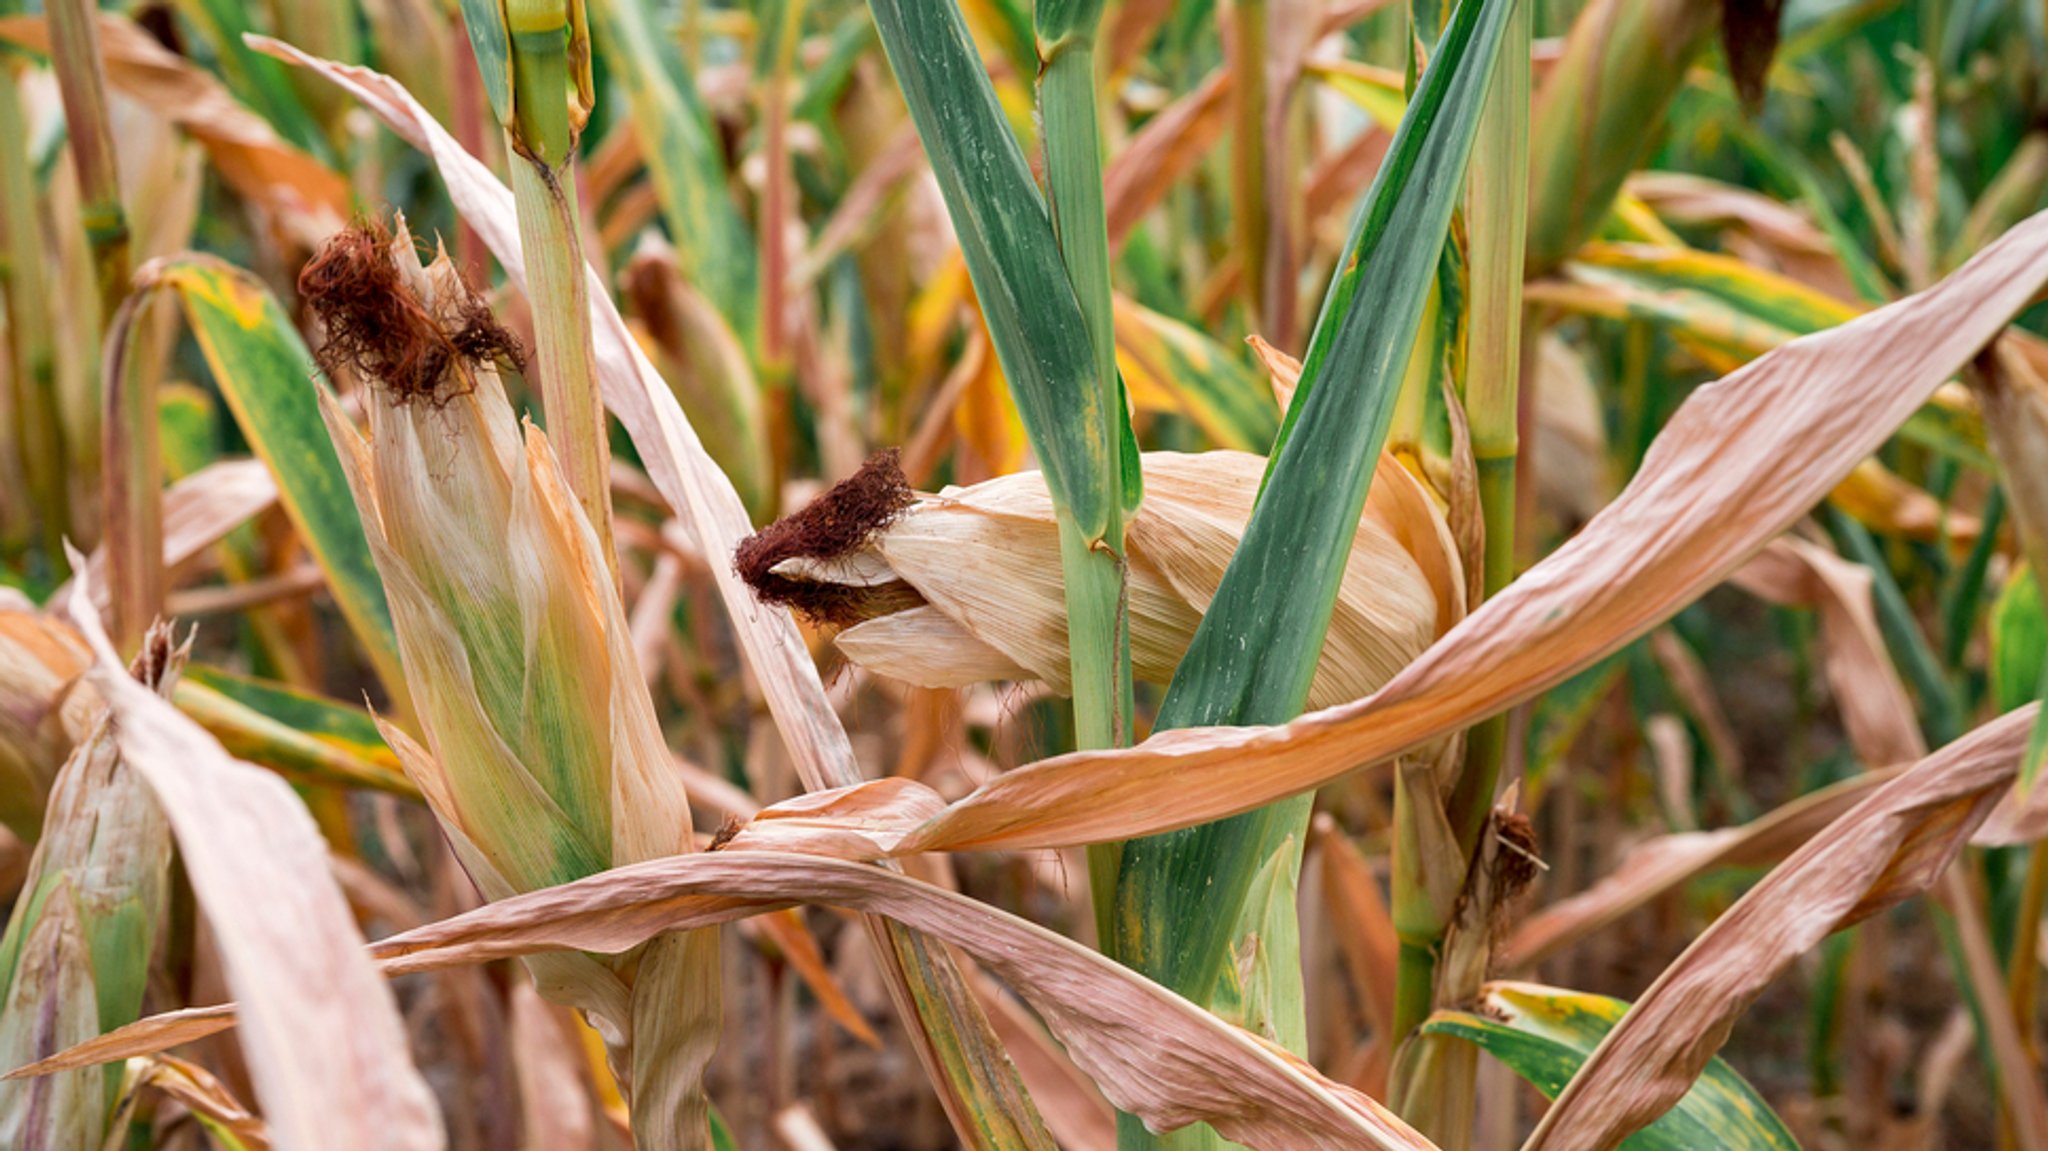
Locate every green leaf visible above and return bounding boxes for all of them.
[453,0,514,129]
[1422,982,1803,1150]
[1990,563,2048,787]
[1112,0,1517,1010]
[157,383,220,481]
[145,258,406,705]
[1992,564,2046,714]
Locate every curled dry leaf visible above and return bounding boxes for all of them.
[57,569,442,1151]
[363,851,1437,1151]
[137,1056,271,1151]
[4,1004,240,1079]
[1530,335,1613,528]
[1521,704,2038,1151]
[0,609,96,843]
[73,458,280,616]
[748,449,1460,710]
[1505,766,1904,967]
[34,849,1447,1150]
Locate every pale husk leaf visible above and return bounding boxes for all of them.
[832,451,1454,709]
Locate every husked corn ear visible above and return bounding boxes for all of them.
[0,623,180,1148]
[307,217,716,1149]
[743,449,1464,709]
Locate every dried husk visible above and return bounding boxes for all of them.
[0,624,176,1149]
[777,450,1462,710]
[313,220,717,1149]
[0,610,99,844]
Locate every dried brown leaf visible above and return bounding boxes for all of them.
[1732,536,1927,765]
[364,852,1437,1151]
[1521,705,2039,1150]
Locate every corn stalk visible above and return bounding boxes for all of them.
[1034,0,1142,938]
[310,220,718,1150]
[864,0,1135,958]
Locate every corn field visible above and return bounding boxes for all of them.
[1,0,2047,1146]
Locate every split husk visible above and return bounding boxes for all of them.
[309,218,719,1150]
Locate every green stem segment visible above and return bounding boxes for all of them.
[1390,0,1527,1117]
[462,0,616,568]
[1036,4,1138,945]
[1228,0,1267,325]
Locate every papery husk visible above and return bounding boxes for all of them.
[313,219,717,1149]
[795,450,1461,710]
[0,623,176,1149]
[0,610,99,844]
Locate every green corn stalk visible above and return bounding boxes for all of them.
[1108,2,1515,1146]
[1391,4,1530,1115]
[864,0,1135,951]
[455,0,616,569]
[1228,0,1268,325]
[0,626,178,1149]
[1034,0,1143,939]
